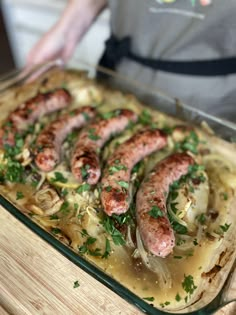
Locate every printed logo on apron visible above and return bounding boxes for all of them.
[150,0,213,19]
[156,0,211,6]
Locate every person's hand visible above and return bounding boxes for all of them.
[26,0,108,66]
[26,25,78,66]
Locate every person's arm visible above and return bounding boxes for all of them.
[26,0,107,65]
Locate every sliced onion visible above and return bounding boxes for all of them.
[175,225,204,253]
[15,148,32,166]
[34,186,62,216]
[33,215,59,228]
[135,228,172,289]
[44,199,64,216]
[167,201,188,227]
[36,173,46,191]
[26,204,44,215]
[125,225,135,248]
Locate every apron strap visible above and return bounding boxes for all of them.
[99,34,236,76]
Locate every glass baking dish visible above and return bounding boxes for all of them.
[0,60,235,315]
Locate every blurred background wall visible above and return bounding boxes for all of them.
[0,0,110,74]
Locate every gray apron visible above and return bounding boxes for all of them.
[101,0,236,122]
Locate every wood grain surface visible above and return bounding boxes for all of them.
[0,206,235,315]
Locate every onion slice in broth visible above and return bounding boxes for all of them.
[135,228,172,289]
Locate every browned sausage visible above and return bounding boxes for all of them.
[101,129,167,216]
[71,109,137,184]
[0,88,71,147]
[136,152,194,258]
[35,106,96,172]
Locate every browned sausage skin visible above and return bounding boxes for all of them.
[101,129,167,216]
[71,109,137,184]
[136,152,194,258]
[0,88,71,147]
[35,106,96,172]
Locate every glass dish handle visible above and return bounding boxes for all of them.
[0,59,64,92]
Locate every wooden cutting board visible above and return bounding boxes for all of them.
[0,206,235,315]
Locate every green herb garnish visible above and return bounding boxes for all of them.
[16,191,24,200]
[81,164,90,180]
[101,216,126,246]
[51,228,61,234]
[50,172,68,183]
[197,213,207,225]
[109,164,127,174]
[175,293,181,302]
[182,274,197,295]
[148,205,164,218]
[105,185,112,192]
[139,109,152,125]
[102,238,111,259]
[76,183,91,194]
[116,180,129,190]
[88,128,101,141]
[220,223,231,233]
[143,297,155,302]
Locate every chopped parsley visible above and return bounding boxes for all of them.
[102,238,111,259]
[80,229,89,237]
[175,131,200,155]
[50,172,68,183]
[112,212,132,226]
[51,228,61,234]
[16,191,24,200]
[139,109,152,125]
[59,201,70,214]
[74,203,79,211]
[172,221,188,235]
[175,293,182,302]
[82,112,90,121]
[197,213,207,225]
[61,188,69,197]
[76,183,91,194]
[81,164,90,180]
[220,192,228,201]
[65,131,78,145]
[174,255,183,259]
[220,223,231,233]
[143,297,155,302]
[50,214,59,220]
[182,274,197,295]
[101,216,126,246]
[116,180,129,190]
[193,239,198,246]
[162,126,174,135]
[108,164,127,175]
[148,205,164,219]
[100,109,121,120]
[160,301,171,308]
[105,185,112,192]
[132,161,143,174]
[78,235,102,257]
[1,159,24,183]
[88,128,101,141]
[73,280,80,288]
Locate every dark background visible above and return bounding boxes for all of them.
[0,6,15,75]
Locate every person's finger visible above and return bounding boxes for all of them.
[61,39,78,62]
[26,31,64,66]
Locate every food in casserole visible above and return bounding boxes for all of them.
[0,68,235,312]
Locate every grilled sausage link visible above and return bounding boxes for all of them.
[101,129,167,216]
[0,88,71,147]
[71,109,137,185]
[35,106,96,172]
[136,152,194,258]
